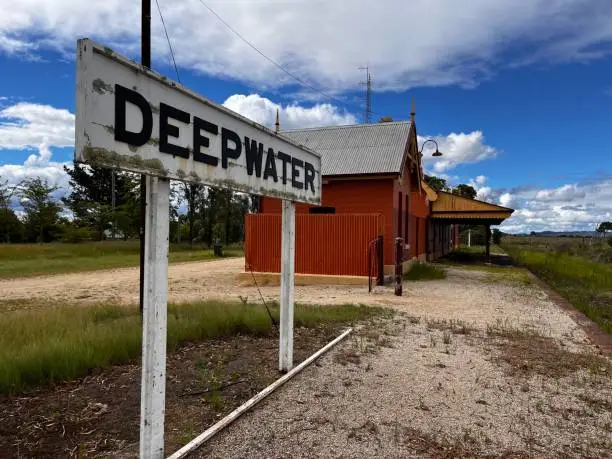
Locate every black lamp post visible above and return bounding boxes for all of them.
[419,139,443,157]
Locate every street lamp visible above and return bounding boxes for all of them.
[419,139,443,157]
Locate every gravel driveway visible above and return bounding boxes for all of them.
[2,258,610,457]
[187,265,608,458]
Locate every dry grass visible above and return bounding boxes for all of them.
[334,349,361,366]
[494,334,610,378]
[426,318,477,335]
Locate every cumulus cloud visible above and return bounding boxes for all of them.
[222,94,356,130]
[499,192,514,208]
[420,131,498,172]
[1,1,612,92]
[499,180,612,233]
[0,144,70,196]
[0,102,74,198]
[0,102,74,149]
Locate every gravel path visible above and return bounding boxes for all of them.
[3,258,610,457]
[0,259,592,343]
[197,317,611,458]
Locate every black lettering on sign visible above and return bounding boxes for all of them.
[244,137,264,177]
[114,84,152,146]
[221,128,242,168]
[291,157,303,189]
[277,152,291,185]
[193,116,218,166]
[159,103,190,158]
[304,162,316,193]
[263,148,278,182]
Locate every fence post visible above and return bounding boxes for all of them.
[376,235,384,286]
[394,237,402,296]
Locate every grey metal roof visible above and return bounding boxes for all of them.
[281,121,412,176]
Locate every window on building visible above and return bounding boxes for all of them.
[309,206,336,214]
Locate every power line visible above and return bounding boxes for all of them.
[195,0,367,115]
[155,0,181,83]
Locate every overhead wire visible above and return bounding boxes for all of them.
[195,0,380,118]
[155,0,181,83]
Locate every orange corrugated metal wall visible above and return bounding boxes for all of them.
[418,217,427,257]
[245,214,385,276]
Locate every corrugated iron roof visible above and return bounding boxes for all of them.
[281,121,412,176]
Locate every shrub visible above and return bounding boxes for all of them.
[404,263,446,280]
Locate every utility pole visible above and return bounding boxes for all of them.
[359,66,372,123]
[140,0,151,318]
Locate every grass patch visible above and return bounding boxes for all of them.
[0,301,385,394]
[404,263,446,281]
[502,244,612,334]
[0,241,243,278]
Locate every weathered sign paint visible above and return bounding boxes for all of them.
[76,39,321,205]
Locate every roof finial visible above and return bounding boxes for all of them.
[410,97,416,122]
[275,108,280,134]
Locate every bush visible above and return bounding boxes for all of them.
[60,225,95,243]
[492,228,502,245]
[404,263,446,280]
[608,237,612,248]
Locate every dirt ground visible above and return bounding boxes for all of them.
[1,258,611,458]
[0,326,343,458]
[0,257,595,339]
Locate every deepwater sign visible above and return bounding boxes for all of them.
[75,39,321,205]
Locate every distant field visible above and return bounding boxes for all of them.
[0,241,243,278]
[502,236,612,335]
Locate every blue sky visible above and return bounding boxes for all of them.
[1,0,611,233]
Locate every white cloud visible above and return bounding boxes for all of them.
[476,186,492,202]
[474,175,487,186]
[499,192,514,208]
[421,131,498,172]
[0,144,70,198]
[1,1,611,93]
[499,180,612,233]
[0,102,74,149]
[534,184,586,202]
[222,94,356,130]
[0,102,75,200]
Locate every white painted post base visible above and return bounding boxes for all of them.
[140,176,170,459]
[279,200,296,372]
[468,229,471,248]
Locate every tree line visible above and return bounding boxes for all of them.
[0,164,254,244]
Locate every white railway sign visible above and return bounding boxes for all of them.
[76,39,321,205]
[75,38,315,458]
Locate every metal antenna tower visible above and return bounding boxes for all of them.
[359,66,372,123]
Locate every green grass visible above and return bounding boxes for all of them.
[404,263,446,281]
[0,301,385,394]
[502,244,612,335]
[0,241,243,278]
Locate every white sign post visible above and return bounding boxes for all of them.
[279,200,295,372]
[75,39,321,458]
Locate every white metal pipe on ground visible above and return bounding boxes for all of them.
[167,328,353,459]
